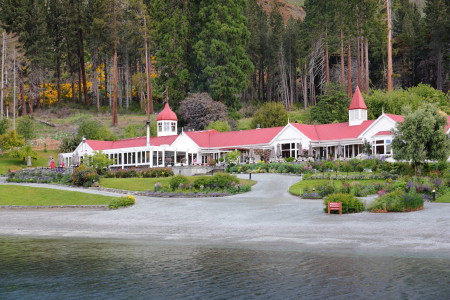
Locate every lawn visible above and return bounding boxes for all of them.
[435,192,450,203]
[100,177,256,192]
[0,185,116,206]
[289,179,386,196]
[0,150,60,175]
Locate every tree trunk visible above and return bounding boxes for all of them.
[78,67,82,103]
[302,71,308,110]
[104,55,108,107]
[78,28,88,105]
[356,36,361,88]
[118,66,123,108]
[71,72,75,103]
[92,49,100,111]
[436,49,443,91]
[324,30,330,85]
[340,30,345,86]
[19,68,26,116]
[347,43,352,98]
[386,0,393,91]
[0,31,5,120]
[112,44,118,126]
[365,37,369,92]
[143,16,153,119]
[56,54,61,103]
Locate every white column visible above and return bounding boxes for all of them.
[174,151,177,165]
[162,150,165,167]
[156,151,159,167]
[149,150,153,167]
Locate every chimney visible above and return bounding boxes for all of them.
[146,121,150,147]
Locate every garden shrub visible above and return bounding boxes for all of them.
[285,157,295,163]
[109,195,136,209]
[193,173,240,191]
[193,176,210,189]
[323,193,364,214]
[105,167,174,178]
[169,175,189,190]
[154,182,163,192]
[317,182,336,197]
[71,165,99,187]
[208,173,240,189]
[368,190,424,212]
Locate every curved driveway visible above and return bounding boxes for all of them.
[1,174,449,254]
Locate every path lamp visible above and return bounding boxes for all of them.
[432,189,436,201]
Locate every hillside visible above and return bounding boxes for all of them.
[257,0,305,23]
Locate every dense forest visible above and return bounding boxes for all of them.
[0,0,448,125]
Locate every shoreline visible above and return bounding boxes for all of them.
[1,173,449,255]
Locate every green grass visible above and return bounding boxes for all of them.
[100,177,173,191]
[289,179,386,196]
[0,185,116,206]
[0,150,60,175]
[435,192,450,203]
[100,177,256,192]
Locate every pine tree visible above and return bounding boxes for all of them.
[192,0,253,110]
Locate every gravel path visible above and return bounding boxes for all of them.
[1,174,449,254]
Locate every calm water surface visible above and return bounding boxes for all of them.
[0,236,449,300]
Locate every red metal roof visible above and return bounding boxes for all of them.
[348,86,367,110]
[384,113,404,122]
[86,135,178,151]
[292,120,375,141]
[373,131,393,136]
[156,103,178,121]
[185,127,284,148]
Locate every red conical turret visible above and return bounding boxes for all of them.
[348,86,367,110]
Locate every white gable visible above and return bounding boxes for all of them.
[171,133,200,152]
[73,141,94,156]
[271,124,311,146]
[359,114,397,141]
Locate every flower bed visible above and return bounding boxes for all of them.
[105,167,173,178]
[368,190,424,212]
[7,168,72,184]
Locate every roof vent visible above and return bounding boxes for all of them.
[256,124,260,129]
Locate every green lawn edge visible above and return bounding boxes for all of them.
[0,185,117,206]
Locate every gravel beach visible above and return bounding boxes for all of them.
[1,174,449,254]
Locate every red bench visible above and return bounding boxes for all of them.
[328,202,342,215]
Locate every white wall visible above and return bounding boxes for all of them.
[171,133,200,152]
[359,115,397,141]
[271,124,311,147]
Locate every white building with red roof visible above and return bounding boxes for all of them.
[64,88,409,168]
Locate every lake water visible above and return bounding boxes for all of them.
[1,236,449,300]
